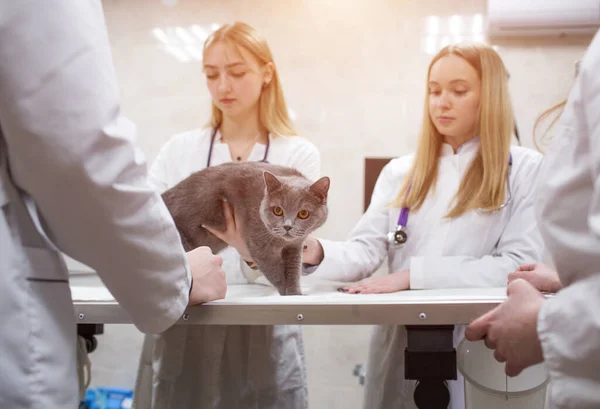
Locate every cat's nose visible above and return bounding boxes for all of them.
[284,225,292,232]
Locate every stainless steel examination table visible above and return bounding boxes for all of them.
[71,272,508,409]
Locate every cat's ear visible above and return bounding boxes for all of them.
[263,171,282,192]
[309,176,330,204]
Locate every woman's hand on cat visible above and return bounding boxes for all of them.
[302,236,324,266]
[340,270,410,294]
[187,246,227,305]
[204,199,253,262]
[508,262,562,293]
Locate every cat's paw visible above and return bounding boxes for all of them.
[283,287,303,296]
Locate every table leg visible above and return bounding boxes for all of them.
[405,325,456,409]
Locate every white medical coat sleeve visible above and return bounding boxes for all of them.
[409,154,545,289]
[536,33,600,409]
[537,275,600,409]
[312,161,396,281]
[0,0,191,334]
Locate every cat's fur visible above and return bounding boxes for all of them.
[161,162,330,295]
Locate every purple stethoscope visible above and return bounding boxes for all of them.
[387,153,513,246]
[206,127,270,167]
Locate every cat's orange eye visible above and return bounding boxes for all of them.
[273,207,284,216]
[298,210,310,219]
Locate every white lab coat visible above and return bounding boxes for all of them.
[0,2,192,408]
[311,138,545,409]
[535,29,600,409]
[132,127,321,409]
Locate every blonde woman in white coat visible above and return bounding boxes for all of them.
[301,42,545,409]
[132,22,320,409]
[467,29,600,409]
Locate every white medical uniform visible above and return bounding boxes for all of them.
[133,127,320,409]
[535,29,600,409]
[311,138,545,409]
[0,2,192,408]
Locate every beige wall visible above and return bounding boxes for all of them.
[87,0,593,407]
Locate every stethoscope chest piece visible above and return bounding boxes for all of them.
[388,225,408,246]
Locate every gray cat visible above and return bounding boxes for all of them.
[161,162,330,296]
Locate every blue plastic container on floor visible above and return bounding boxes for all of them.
[81,387,133,409]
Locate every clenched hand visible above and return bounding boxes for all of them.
[186,246,226,305]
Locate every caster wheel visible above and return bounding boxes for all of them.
[85,336,97,353]
[414,380,450,409]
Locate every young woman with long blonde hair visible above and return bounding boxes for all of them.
[133,21,319,409]
[301,42,545,409]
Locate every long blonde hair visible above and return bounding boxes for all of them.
[203,22,296,136]
[533,59,581,151]
[533,100,567,152]
[392,42,514,218]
